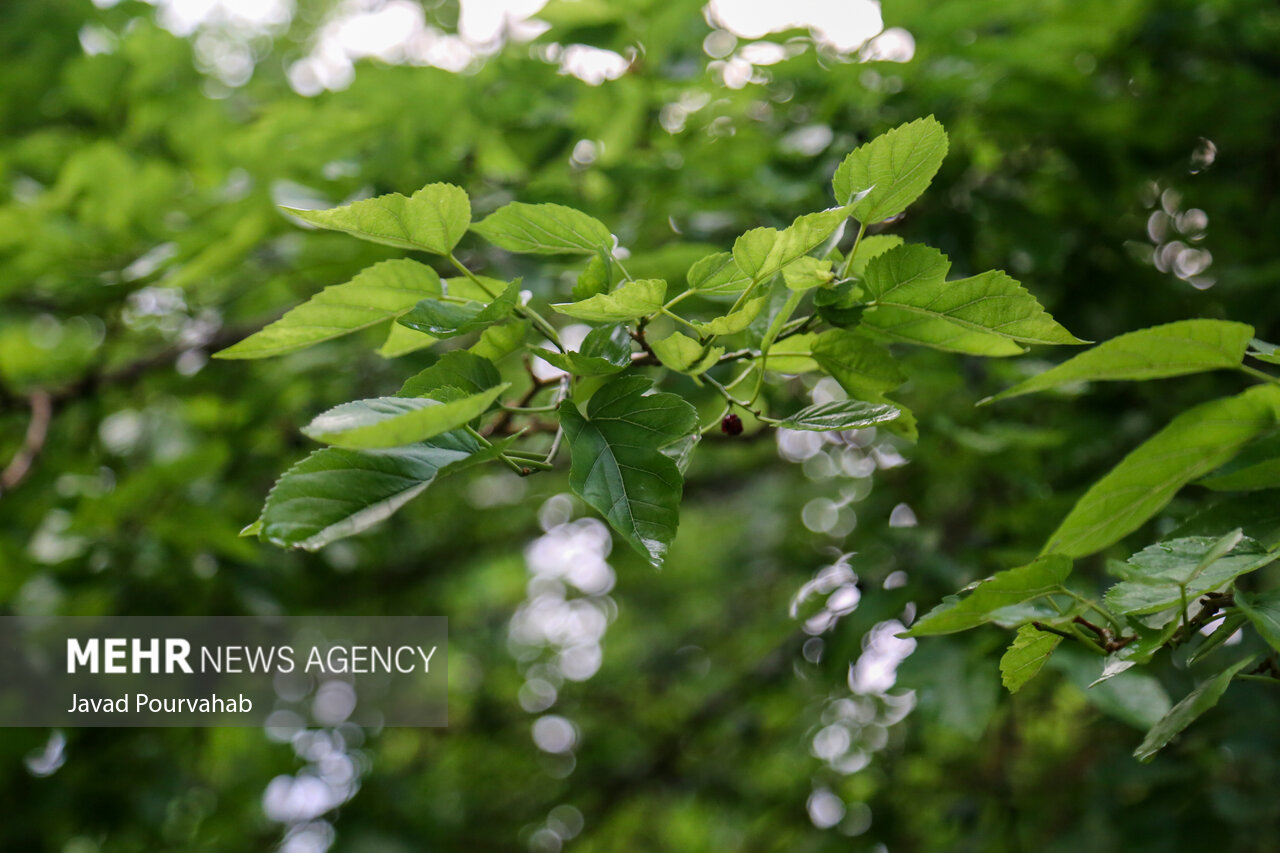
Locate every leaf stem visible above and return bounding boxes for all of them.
[464,424,527,475]
[1240,364,1280,386]
[448,253,565,351]
[838,222,868,279]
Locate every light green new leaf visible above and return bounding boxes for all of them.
[810,329,907,397]
[1235,589,1280,652]
[687,251,752,293]
[559,375,698,566]
[1133,657,1254,762]
[1199,432,1280,491]
[833,116,949,223]
[650,333,723,376]
[732,207,851,283]
[302,384,508,449]
[1000,625,1062,693]
[903,555,1072,637]
[287,183,470,255]
[216,260,441,359]
[860,245,1083,355]
[1044,385,1280,558]
[782,256,834,291]
[534,324,633,376]
[257,431,489,550]
[472,201,612,255]
[689,295,768,336]
[777,400,900,431]
[398,351,501,398]
[983,320,1254,404]
[398,279,521,338]
[763,332,820,373]
[1247,338,1280,365]
[573,254,611,300]
[1103,535,1276,615]
[552,278,665,322]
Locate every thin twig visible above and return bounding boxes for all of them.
[0,390,53,495]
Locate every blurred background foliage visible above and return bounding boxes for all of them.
[2,0,1280,850]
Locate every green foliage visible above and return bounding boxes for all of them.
[833,115,949,223]
[288,183,470,255]
[1001,625,1062,693]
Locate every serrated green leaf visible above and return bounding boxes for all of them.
[302,384,509,449]
[689,295,769,336]
[470,318,530,361]
[1000,625,1062,693]
[1235,589,1280,652]
[552,278,665,322]
[398,279,521,338]
[650,333,723,375]
[847,234,905,277]
[833,116,949,223]
[1199,432,1280,491]
[860,244,1084,355]
[687,251,752,293]
[257,431,489,550]
[286,183,470,255]
[216,260,442,359]
[534,324,633,376]
[559,375,698,566]
[810,329,907,397]
[903,555,1073,637]
[398,351,501,398]
[472,201,612,255]
[1044,385,1280,558]
[782,256,834,291]
[984,320,1255,404]
[732,207,850,283]
[1133,656,1254,762]
[1103,535,1276,615]
[379,323,437,358]
[777,400,900,431]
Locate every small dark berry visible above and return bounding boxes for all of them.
[721,413,744,436]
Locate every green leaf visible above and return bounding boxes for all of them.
[687,251,752,293]
[777,400,900,431]
[534,324,633,376]
[398,279,521,338]
[1044,385,1280,558]
[903,555,1072,637]
[811,329,907,397]
[689,295,769,336]
[257,431,487,550]
[215,260,442,359]
[302,385,509,449]
[472,201,612,255]
[286,183,470,255]
[847,234,905,277]
[1103,535,1276,615]
[573,253,611,300]
[558,375,698,565]
[983,320,1255,404]
[1247,338,1280,365]
[1051,652,1172,728]
[552,278,665,322]
[1000,625,1062,693]
[398,351,501,398]
[1199,432,1280,491]
[763,332,820,374]
[379,323,436,358]
[650,333,723,376]
[470,318,530,362]
[1235,589,1280,652]
[732,207,850,283]
[1133,656,1254,762]
[782,257,834,291]
[860,245,1083,355]
[833,116,949,224]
